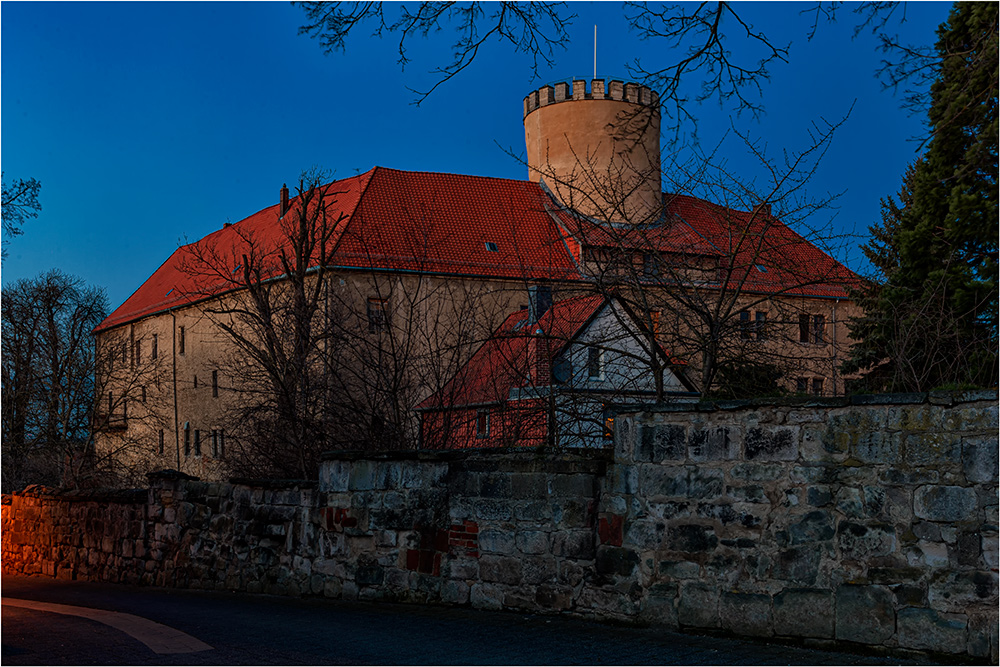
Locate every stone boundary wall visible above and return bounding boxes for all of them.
[608,391,998,660]
[2,392,997,661]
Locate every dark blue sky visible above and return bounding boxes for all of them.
[2,1,951,309]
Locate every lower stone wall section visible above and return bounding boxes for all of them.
[2,392,997,662]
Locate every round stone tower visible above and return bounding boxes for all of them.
[523,78,661,225]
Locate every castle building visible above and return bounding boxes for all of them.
[93,79,858,480]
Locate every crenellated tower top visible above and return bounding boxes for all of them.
[523,78,662,225]
[523,78,659,117]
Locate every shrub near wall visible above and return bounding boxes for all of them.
[607,391,998,660]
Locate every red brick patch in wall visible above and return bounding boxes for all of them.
[323,507,357,532]
[448,520,480,558]
[598,513,623,547]
[404,520,480,576]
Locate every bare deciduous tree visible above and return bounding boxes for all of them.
[0,271,162,491]
[527,116,859,399]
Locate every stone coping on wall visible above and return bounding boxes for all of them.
[615,389,998,415]
[3,486,148,503]
[321,447,612,475]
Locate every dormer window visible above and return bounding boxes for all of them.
[484,241,498,252]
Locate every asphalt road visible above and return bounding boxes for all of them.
[2,575,928,665]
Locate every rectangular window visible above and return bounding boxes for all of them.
[755,311,767,340]
[152,334,158,360]
[141,386,147,403]
[219,429,225,458]
[812,378,825,396]
[367,298,389,333]
[739,310,752,339]
[211,429,218,457]
[134,338,142,365]
[193,375,198,389]
[798,314,810,343]
[194,429,201,456]
[122,343,128,364]
[108,391,113,414]
[179,326,186,355]
[587,346,604,380]
[476,410,490,439]
[158,429,164,455]
[796,377,808,393]
[812,314,826,344]
[212,370,218,398]
[184,426,191,456]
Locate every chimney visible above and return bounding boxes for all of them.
[528,284,552,323]
[279,183,289,217]
[527,330,551,386]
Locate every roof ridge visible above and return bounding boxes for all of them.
[370,166,539,187]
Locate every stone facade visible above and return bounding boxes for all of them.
[3,391,997,661]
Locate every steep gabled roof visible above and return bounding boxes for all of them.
[417,294,694,411]
[416,294,607,410]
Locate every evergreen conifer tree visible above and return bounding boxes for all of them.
[845,2,998,392]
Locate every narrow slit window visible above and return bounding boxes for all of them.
[587,346,604,380]
[158,429,164,455]
[367,298,389,333]
[179,326,186,355]
[184,425,191,456]
[152,334,158,360]
[476,410,490,438]
[212,370,219,398]
[194,429,201,456]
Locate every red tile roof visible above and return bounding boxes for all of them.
[95,168,857,332]
[416,294,607,410]
[662,194,859,298]
[94,170,375,332]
